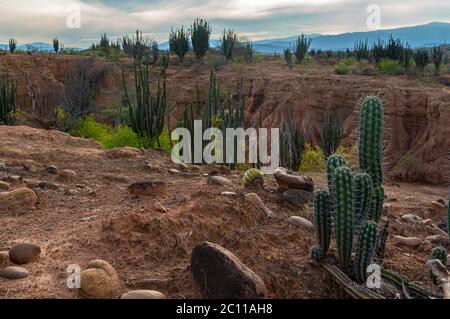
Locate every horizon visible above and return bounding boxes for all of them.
[0,0,449,47]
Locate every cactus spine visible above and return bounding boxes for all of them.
[354,173,373,230]
[354,220,378,283]
[333,166,355,272]
[359,96,384,185]
[314,190,332,254]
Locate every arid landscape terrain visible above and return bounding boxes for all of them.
[0,50,449,299]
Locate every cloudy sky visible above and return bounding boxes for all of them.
[0,0,449,47]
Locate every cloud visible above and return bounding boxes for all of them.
[0,0,448,47]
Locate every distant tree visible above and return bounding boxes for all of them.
[243,41,253,64]
[431,45,444,75]
[169,26,189,63]
[220,29,237,62]
[53,38,60,53]
[8,39,16,53]
[190,18,211,61]
[414,49,429,72]
[151,41,159,64]
[291,34,311,64]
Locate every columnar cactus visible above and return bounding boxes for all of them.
[354,173,373,230]
[310,246,325,262]
[368,184,384,224]
[314,190,331,254]
[359,96,384,185]
[354,220,378,283]
[327,154,347,193]
[333,166,355,272]
[447,197,449,236]
[243,168,264,187]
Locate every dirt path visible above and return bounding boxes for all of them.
[0,126,448,299]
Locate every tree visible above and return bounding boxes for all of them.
[291,34,311,64]
[169,26,189,63]
[190,18,211,61]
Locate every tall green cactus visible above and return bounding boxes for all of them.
[0,73,16,125]
[314,190,332,254]
[354,220,378,283]
[447,197,449,236]
[327,154,347,198]
[354,173,373,230]
[333,166,355,272]
[359,96,384,185]
[368,184,384,223]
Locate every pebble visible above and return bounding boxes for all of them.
[46,165,59,174]
[392,236,422,248]
[207,175,234,187]
[221,191,237,197]
[400,214,423,224]
[0,266,29,279]
[120,290,167,299]
[60,169,77,182]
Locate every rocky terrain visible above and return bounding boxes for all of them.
[0,125,448,299]
[0,54,449,184]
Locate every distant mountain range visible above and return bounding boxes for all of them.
[2,22,449,54]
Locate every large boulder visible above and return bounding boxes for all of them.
[191,242,267,299]
[9,243,41,265]
[274,167,314,192]
[80,259,120,299]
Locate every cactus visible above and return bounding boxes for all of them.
[326,154,346,196]
[368,184,384,223]
[283,48,293,69]
[8,39,16,53]
[448,197,449,236]
[243,168,264,187]
[53,38,60,53]
[414,49,429,72]
[220,29,237,62]
[333,166,355,272]
[319,112,344,160]
[311,246,324,262]
[291,34,311,64]
[354,173,373,230]
[0,73,16,125]
[190,18,211,61]
[359,96,384,185]
[314,190,331,254]
[354,220,378,283]
[374,221,389,263]
[169,26,189,63]
[429,247,448,284]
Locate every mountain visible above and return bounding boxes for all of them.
[0,42,82,52]
[252,22,450,53]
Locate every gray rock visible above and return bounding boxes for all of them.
[287,216,314,230]
[0,266,29,279]
[9,243,41,265]
[191,242,267,299]
[282,189,313,207]
[128,180,167,196]
[46,165,59,174]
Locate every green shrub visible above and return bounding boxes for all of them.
[70,116,109,141]
[300,144,326,172]
[335,63,349,75]
[103,126,142,149]
[379,59,403,75]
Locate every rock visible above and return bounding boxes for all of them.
[429,201,446,214]
[274,167,314,192]
[447,255,450,267]
[0,161,6,171]
[155,202,168,213]
[401,214,423,223]
[106,147,143,158]
[431,226,449,238]
[191,242,267,299]
[392,236,422,248]
[9,243,41,265]
[425,235,448,244]
[287,216,314,230]
[145,163,163,173]
[128,180,167,196]
[120,290,167,299]
[0,188,37,210]
[102,173,130,183]
[245,193,277,218]
[38,181,60,190]
[422,219,434,226]
[0,251,9,268]
[436,198,446,206]
[0,266,29,279]
[60,169,77,182]
[207,175,234,187]
[80,259,120,299]
[0,181,10,190]
[221,191,237,197]
[46,165,59,174]
[64,189,79,196]
[23,179,40,189]
[3,175,22,183]
[282,189,314,207]
[168,168,181,175]
[418,240,433,253]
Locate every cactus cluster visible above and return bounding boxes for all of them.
[311,96,386,283]
[243,168,264,188]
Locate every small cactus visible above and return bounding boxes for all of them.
[310,246,324,262]
[314,190,331,254]
[243,168,264,187]
[359,96,384,185]
[354,220,378,283]
[354,173,373,230]
[333,166,355,272]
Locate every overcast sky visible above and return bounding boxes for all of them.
[0,0,449,47]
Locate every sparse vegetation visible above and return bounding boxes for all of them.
[379,59,403,75]
[169,26,190,63]
[52,38,60,53]
[190,18,211,62]
[8,39,16,53]
[0,73,17,124]
[414,49,429,72]
[319,111,344,159]
[220,29,237,62]
[431,45,444,75]
[354,40,369,61]
[291,34,312,64]
[280,106,304,171]
[283,48,293,69]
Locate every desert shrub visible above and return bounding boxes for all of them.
[351,61,378,76]
[335,63,350,75]
[284,48,293,69]
[379,59,403,75]
[319,111,344,159]
[70,115,109,141]
[102,125,142,149]
[300,144,326,172]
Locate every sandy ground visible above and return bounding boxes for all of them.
[0,125,448,299]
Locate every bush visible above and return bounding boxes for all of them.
[70,116,109,141]
[300,144,326,172]
[379,59,403,75]
[335,63,350,75]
